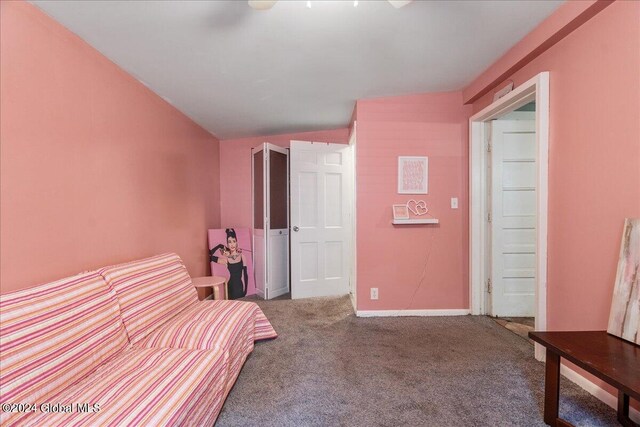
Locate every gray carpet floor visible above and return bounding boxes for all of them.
[216,296,618,427]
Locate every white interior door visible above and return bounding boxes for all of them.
[490,120,536,317]
[266,145,289,299]
[252,144,267,299]
[290,141,351,299]
[252,143,289,300]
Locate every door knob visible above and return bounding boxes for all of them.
[293,226,299,232]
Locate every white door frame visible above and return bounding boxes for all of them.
[469,72,549,360]
[348,123,357,311]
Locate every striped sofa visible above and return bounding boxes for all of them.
[0,253,277,426]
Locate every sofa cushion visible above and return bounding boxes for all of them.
[0,271,129,426]
[136,300,277,397]
[138,300,277,350]
[10,347,229,427]
[99,253,198,345]
[180,300,278,342]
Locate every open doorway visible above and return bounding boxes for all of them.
[251,139,356,304]
[489,104,537,341]
[469,72,549,360]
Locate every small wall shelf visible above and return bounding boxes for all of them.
[392,218,439,225]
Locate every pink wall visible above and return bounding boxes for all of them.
[470,0,640,331]
[0,2,221,293]
[467,0,640,401]
[463,0,613,104]
[219,128,349,229]
[356,92,472,311]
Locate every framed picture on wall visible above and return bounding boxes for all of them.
[392,204,409,220]
[398,156,428,194]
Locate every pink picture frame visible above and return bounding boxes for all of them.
[392,204,409,220]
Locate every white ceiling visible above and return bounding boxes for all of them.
[31,0,563,139]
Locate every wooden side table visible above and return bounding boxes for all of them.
[529,331,640,427]
[192,276,227,301]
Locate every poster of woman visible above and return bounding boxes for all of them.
[208,228,256,299]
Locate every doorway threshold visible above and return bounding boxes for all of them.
[492,317,534,343]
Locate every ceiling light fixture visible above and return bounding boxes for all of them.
[247,0,277,10]
[387,0,413,8]
[248,0,413,10]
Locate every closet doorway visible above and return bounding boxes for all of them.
[252,143,289,300]
[252,140,356,302]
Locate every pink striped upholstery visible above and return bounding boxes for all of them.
[12,348,229,427]
[99,253,199,345]
[1,253,278,427]
[0,271,129,426]
[253,308,278,341]
[136,300,277,395]
[183,300,277,342]
[138,300,277,350]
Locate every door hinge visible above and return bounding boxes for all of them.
[487,211,492,223]
[487,278,492,294]
[487,141,492,153]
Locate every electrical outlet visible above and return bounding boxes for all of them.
[370,288,379,300]
[451,197,458,209]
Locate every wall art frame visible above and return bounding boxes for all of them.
[398,156,428,194]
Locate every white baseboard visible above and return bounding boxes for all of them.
[356,309,470,317]
[560,364,640,423]
[350,293,356,311]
